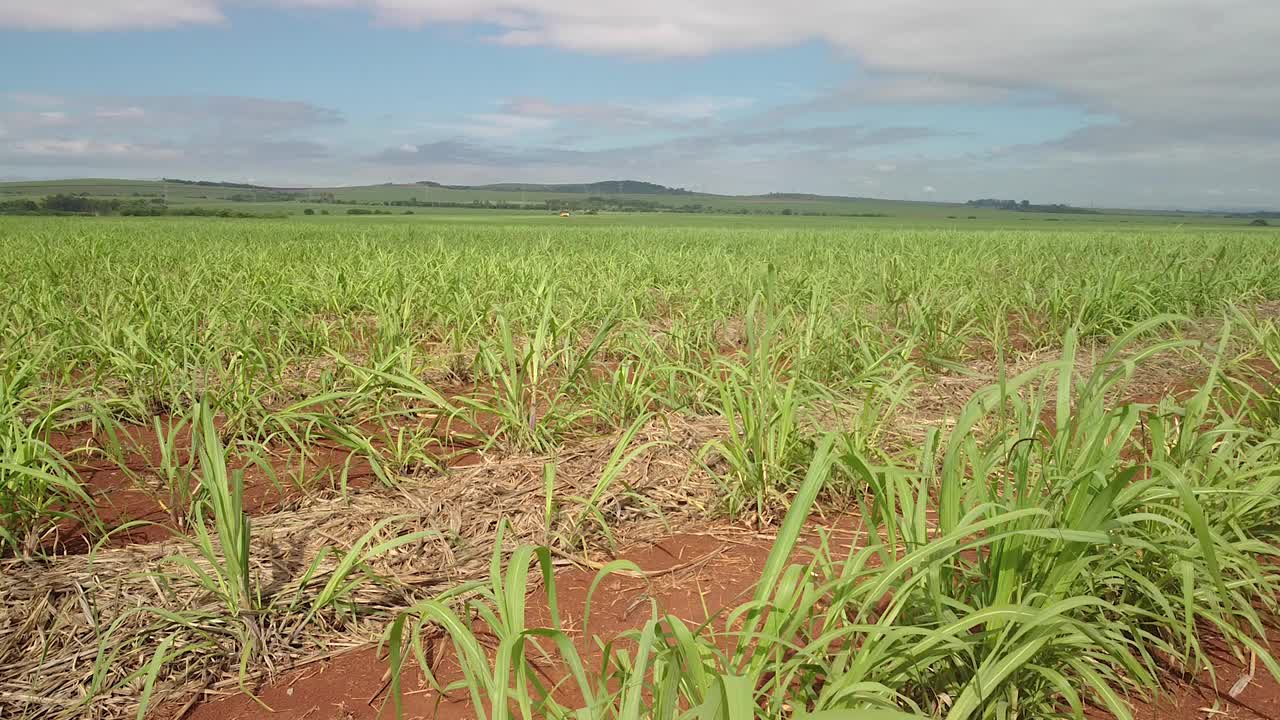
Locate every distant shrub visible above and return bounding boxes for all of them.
[303,208,315,215]
[1250,218,1270,226]
[0,199,40,213]
[42,193,121,214]
[119,201,166,216]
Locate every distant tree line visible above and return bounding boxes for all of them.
[128,181,893,217]
[226,191,296,202]
[414,179,692,195]
[967,198,1100,214]
[385,196,888,217]
[163,178,272,190]
[0,194,281,218]
[120,205,281,218]
[3,190,886,220]
[309,194,889,217]
[556,196,886,217]
[386,198,530,210]
[300,195,392,205]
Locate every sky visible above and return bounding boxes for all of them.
[1,1,1277,208]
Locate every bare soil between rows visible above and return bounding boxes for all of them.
[15,330,1279,718]
[42,407,495,554]
[176,355,1280,720]
[178,515,1280,720]
[172,518,852,720]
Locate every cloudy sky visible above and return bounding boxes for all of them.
[1,1,1276,208]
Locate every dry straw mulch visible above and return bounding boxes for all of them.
[0,416,722,720]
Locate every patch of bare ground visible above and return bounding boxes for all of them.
[901,308,1270,442]
[14,306,1280,719]
[41,410,485,554]
[0,416,722,720]
[49,324,1280,720]
[1089,626,1280,720]
[175,513,867,720]
[177,512,1280,720]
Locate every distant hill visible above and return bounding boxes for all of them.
[750,192,880,202]
[967,198,1101,215]
[2,176,1266,227]
[163,178,273,190]
[416,179,690,195]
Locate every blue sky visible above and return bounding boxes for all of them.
[2,1,1277,208]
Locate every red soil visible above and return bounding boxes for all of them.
[1125,635,1280,720]
[44,413,483,554]
[40,373,663,555]
[180,514,1280,720]
[71,355,1280,715]
[180,525,784,720]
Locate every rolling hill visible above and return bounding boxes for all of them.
[0,176,1267,227]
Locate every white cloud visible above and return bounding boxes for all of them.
[241,2,1272,120]
[13,138,108,156]
[0,110,74,131]
[922,185,936,193]
[7,2,1273,129]
[465,112,556,138]
[638,96,753,120]
[2,96,342,136]
[495,95,751,130]
[0,0,222,30]
[5,93,66,108]
[0,94,345,175]
[402,95,756,144]
[3,2,1278,209]
[11,138,180,160]
[94,106,146,120]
